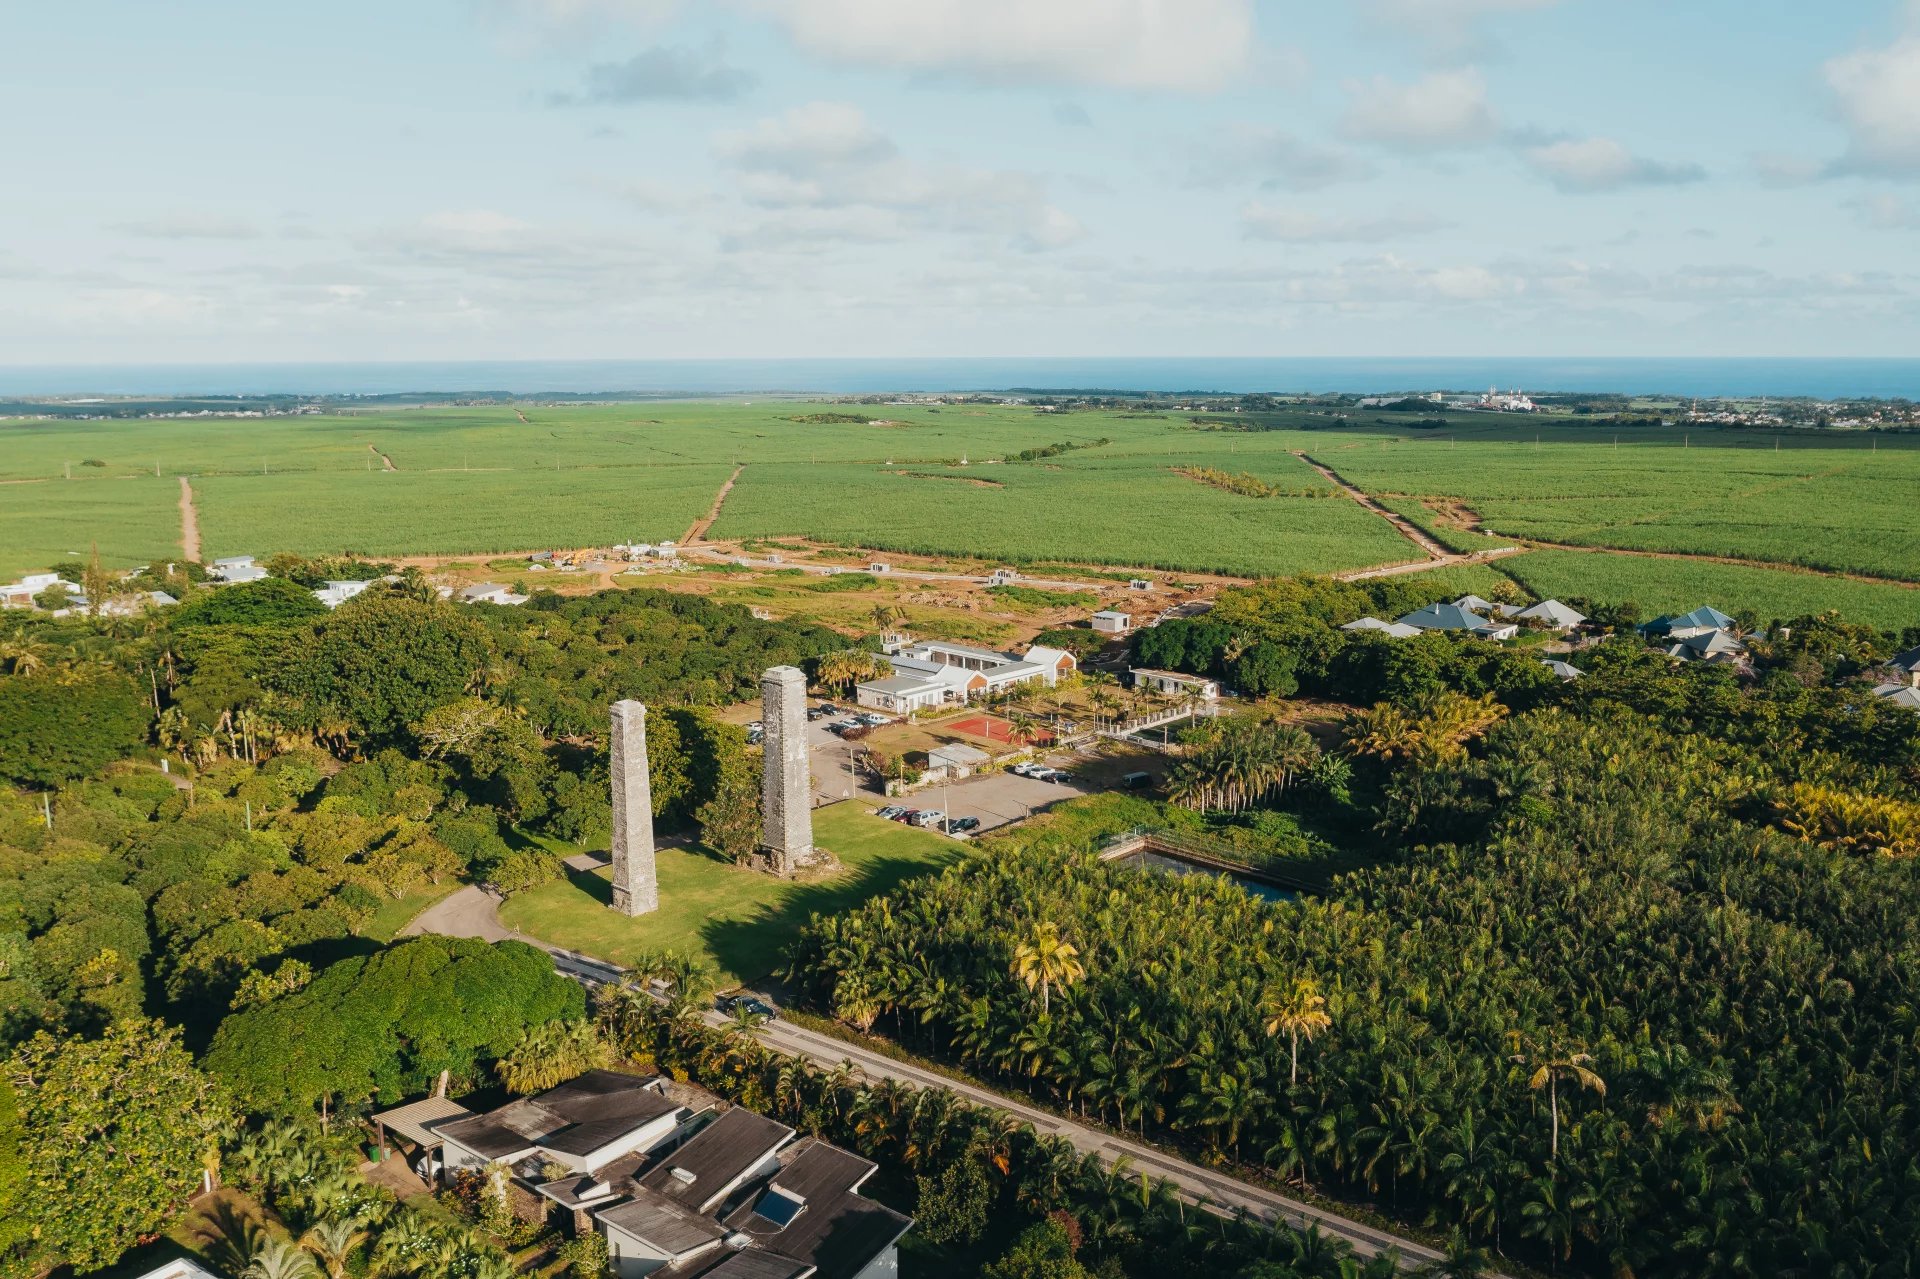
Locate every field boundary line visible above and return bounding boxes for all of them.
[178,476,200,562]
[683,462,745,543]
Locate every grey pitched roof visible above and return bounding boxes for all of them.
[1397,602,1490,632]
[596,1186,730,1256]
[435,1109,550,1160]
[1890,646,1920,674]
[723,1140,911,1279]
[639,1107,794,1212]
[1453,595,1497,612]
[1516,599,1585,627]
[1540,660,1584,680]
[1342,616,1422,638]
[438,1071,676,1161]
[1874,683,1920,710]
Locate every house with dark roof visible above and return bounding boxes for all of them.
[384,1072,909,1279]
[432,1070,694,1178]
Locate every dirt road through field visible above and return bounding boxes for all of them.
[682,463,744,543]
[178,476,200,561]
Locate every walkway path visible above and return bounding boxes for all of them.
[178,476,201,562]
[399,891,1458,1271]
[682,463,745,544]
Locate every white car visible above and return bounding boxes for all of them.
[912,809,947,828]
[1010,762,1044,778]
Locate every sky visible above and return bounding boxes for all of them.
[5,0,1920,363]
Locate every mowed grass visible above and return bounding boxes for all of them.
[1310,430,1920,581]
[497,803,964,986]
[0,477,182,576]
[710,455,1414,577]
[1499,549,1920,630]
[192,463,734,559]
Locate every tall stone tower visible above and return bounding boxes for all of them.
[759,665,814,875]
[608,699,659,915]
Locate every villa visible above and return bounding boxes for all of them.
[1394,601,1519,641]
[375,1071,910,1279]
[208,555,269,584]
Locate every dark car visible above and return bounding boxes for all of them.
[718,994,777,1022]
[817,702,842,715]
[895,809,921,824]
[949,815,981,833]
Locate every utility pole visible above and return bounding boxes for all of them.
[42,792,51,830]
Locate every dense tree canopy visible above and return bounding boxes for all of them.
[204,935,583,1114]
[0,674,150,787]
[6,1019,235,1275]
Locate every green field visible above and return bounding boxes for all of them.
[497,803,964,986]
[1310,429,1920,581]
[6,405,1920,628]
[0,476,182,577]
[1498,549,1920,630]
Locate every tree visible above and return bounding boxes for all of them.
[914,1156,994,1246]
[272,598,487,741]
[1511,1036,1605,1160]
[1011,922,1084,1015]
[7,1019,236,1273]
[245,1237,319,1279]
[815,648,889,695]
[0,674,150,786]
[982,1218,1092,1279]
[696,749,762,865]
[496,1020,609,1093]
[1262,976,1332,1086]
[205,936,583,1114]
[301,1219,367,1279]
[173,577,328,628]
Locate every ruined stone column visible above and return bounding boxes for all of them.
[609,699,658,915]
[760,665,814,874]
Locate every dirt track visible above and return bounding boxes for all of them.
[178,476,200,561]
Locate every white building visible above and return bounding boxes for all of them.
[208,555,268,584]
[855,639,1077,714]
[1091,610,1132,635]
[1130,668,1221,699]
[313,579,374,609]
[457,582,529,606]
[1,573,77,609]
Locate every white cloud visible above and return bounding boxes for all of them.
[548,43,755,103]
[747,0,1253,92]
[111,213,264,240]
[1520,137,1705,192]
[1341,69,1499,150]
[1359,0,1560,57]
[714,102,1086,252]
[1240,204,1446,243]
[1849,192,1920,230]
[1823,33,1920,176]
[1186,127,1375,191]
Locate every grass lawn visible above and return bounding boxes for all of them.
[362,880,464,942]
[497,803,964,987]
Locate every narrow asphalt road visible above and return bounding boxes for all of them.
[400,894,1457,1271]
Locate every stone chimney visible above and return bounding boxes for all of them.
[609,700,659,915]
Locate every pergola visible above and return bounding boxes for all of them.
[372,1095,472,1159]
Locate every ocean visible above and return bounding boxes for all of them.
[2,357,1917,400]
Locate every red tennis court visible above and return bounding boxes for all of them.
[947,713,1053,745]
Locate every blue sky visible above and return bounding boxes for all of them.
[5,0,1919,363]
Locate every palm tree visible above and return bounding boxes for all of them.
[1511,1035,1606,1160]
[1262,976,1332,1086]
[1344,703,1422,761]
[244,1238,320,1279]
[497,1019,609,1093]
[1011,921,1085,1015]
[0,639,51,676]
[302,1217,368,1279]
[815,648,889,696]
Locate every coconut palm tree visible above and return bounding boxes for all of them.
[1510,1035,1606,1160]
[497,1019,610,1093]
[1012,921,1085,1015]
[302,1217,368,1279]
[244,1238,320,1279]
[1262,976,1332,1086]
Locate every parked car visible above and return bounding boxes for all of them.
[817,702,842,715]
[857,712,890,726]
[806,707,829,721]
[1010,761,1043,778]
[875,805,906,820]
[912,809,947,829]
[1120,770,1153,789]
[747,720,763,732]
[1043,769,1075,784]
[949,815,981,833]
[895,809,921,824]
[718,993,777,1022]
